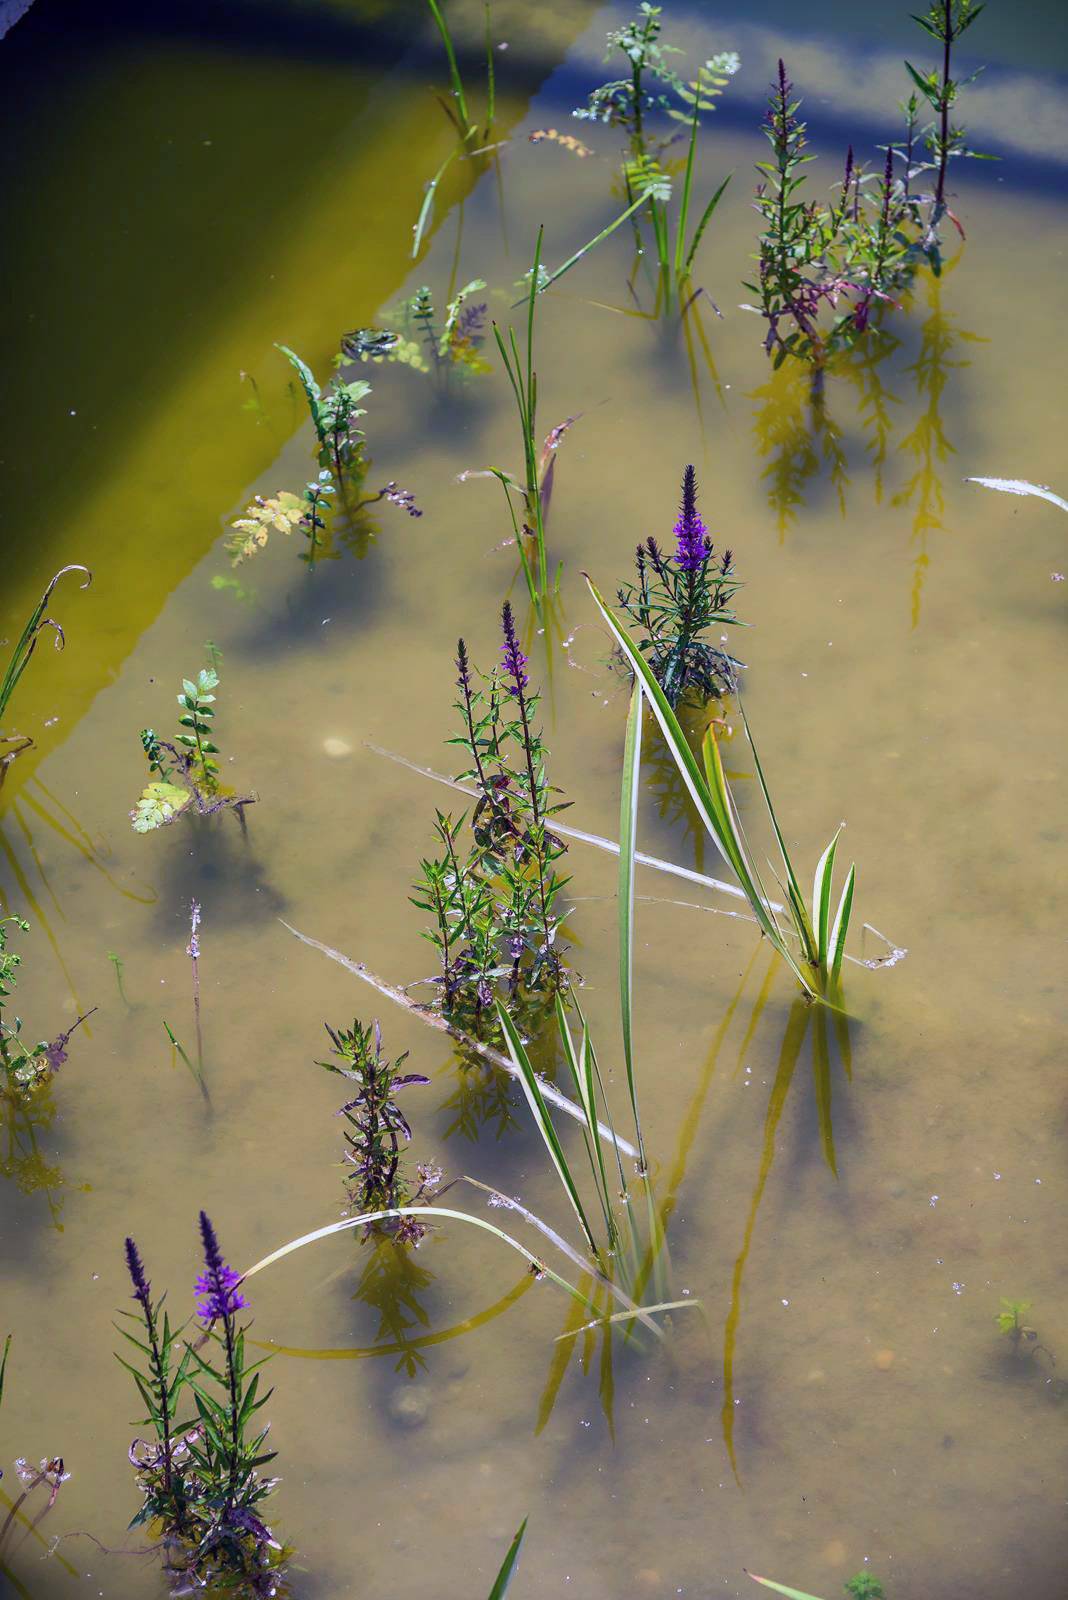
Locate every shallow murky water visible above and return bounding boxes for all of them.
[2,3,1067,1598]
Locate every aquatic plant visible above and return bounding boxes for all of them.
[995,1297,1037,1348]
[411,613,570,1027]
[119,1218,283,1593]
[586,577,856,1000]
[316,1018,439,1243]
[749,1575,886,1600]
[904,0,990,261]
[345,280,490,384]
[573,5,739,310]
[0,566,91,790]
[116,1238,194,1542]
[275,344,370,482]
[488,1518,527,1599]
[131,660,254,832]
[423,0,497,142]
[0,1336,70,1573]
[0,914,94,1095]
[492,229,552,604]
[617,465,743,707]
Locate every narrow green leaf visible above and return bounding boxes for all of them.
[617,679,646,1171]
[829,863,856,981]
[748,1575,828,1600]
[811,830,841,971]
[487,1517,528,1600]
[684,171,733,275]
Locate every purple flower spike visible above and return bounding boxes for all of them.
[125,1236,151,1311]
[673,465,710,572]
[500,602,528,698]
[195,1211,248,1323]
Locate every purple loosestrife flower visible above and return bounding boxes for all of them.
[195,1211,248,1323]
[500,602,529,697]
[125,1236,152,1313]
[673,465,711,572]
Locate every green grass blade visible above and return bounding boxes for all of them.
[424,0,471,131]
[618,679,647,1172]
[0,1333,10,1410]
[488,1518,528,1600]
[584,576,814,996]
[673,95,701,280]
[483,2,496,133]
[554,997,615,1245]
[412,145,459,259]
[737,701,817,964]
[829,862,856,981]
[683,172,733,276]
[495,1001,600,1256]
[519,191,653,303]
[812,830,841,971]
[748,1576,828,1600]
[0,567,91,724]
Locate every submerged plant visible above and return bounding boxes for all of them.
[119,1217,284,1594]
[0,566,90,790]
[131,660,254,833]
[316,1018,438,1243]
[345,281,490,385]
[995,1297,1037,1349]
[749,1576,886,1600]
[617,465,743,707]
[411,610,570,1029]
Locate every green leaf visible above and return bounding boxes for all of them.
[684,171,733,275]
[130,782,193,834]
[748,1576,828,1600]
[617,679,646,1169]
[811,830,841,970]
[829,863,856,981]
[495,1002,600,1257]
[487,1518,528,1600]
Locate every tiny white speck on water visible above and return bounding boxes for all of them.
[781,1299,790,1307]
[993,1172,1002,1180]
[929,1195,939,1206]
[1034,1177,1042,1184]
[952,1282,965,1295]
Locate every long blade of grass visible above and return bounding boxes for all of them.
[513,191,653,305]
[280,920,638,1158]
[424,0,471,131]
[495,1001,600,1256]
[618,678,647,1172]
[673,95,701,281]
[829,862,856,982]
[241,1206,596,1313]
[412,145,459,259]
[683,172,733,276]
[554,996,614,1242]
[965,476,1068,513]
[811,830,841,971]
[747,1576,828,1600]
[482,1,496,134]
[737,701,817,964]
[487,1518,527,1600]
[0,567,92,723]
[584,576,814,995]
[0,1334,10,1409]
[553,1299,702,1341]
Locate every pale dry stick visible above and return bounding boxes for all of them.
[187,900,202,1074]
[368,745,906,972]
[279,920,638,1160]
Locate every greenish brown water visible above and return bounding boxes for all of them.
[2,3,1067,1598]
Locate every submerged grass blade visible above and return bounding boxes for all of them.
[0,1333,9,1409]
[684,173,733,276]
[487,1518,527,1600]
[747,1576,828,1600]
[965,476,1068,514]
[618,679,647,1171]
[553,1298,702,1341]
[495,1001,600,1256]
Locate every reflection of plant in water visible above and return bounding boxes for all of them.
[316,1018,440,1245]
[352,1237,436,1376]
[0,914,93,1096]
[838,325,902,504]
[750,360,849,537]
[0,1089,66,1228]
[439,1053,520,1143]
[891,261,981,625]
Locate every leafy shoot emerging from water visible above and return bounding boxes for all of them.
[132,659,254,833]
[617,465,744,707]
[996,1297,1037,1348]
[0,916,94,1095]
[0,566,91,789]
[317,1018,437,1244]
